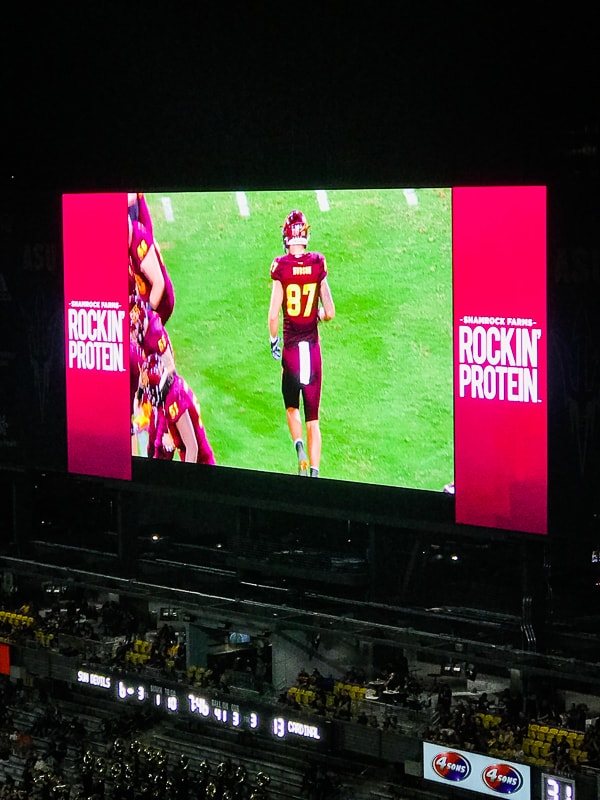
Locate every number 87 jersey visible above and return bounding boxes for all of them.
[270,251,328,348]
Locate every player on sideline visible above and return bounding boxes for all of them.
[268,210,335,477]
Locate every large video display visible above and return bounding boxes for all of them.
[63,187,547,535]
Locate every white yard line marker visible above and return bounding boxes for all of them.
[161,197,175,222]
[236,191,250,217]
[315,190,330,211]
[403,189,419,207]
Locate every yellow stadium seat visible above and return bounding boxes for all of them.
[547,727,559,742]
[540,742,551,758]
[538,725,549,741]
[528,723,540,739]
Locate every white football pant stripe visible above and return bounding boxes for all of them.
[299,341,310,386]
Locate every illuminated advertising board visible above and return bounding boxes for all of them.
[423,742,531,798]
[62,187,547,534]
[453,186,547,534]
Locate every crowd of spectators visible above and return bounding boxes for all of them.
[422,681,600,778]
[3,588,600,796]
[1,673,275,798]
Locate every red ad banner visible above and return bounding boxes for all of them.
[453,186,547,534]
[63,194,131,481]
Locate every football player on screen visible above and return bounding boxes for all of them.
[139,354,216,465]
[268,210,335,477]
[127,192,154,235]
[128,195,175,326]
[130,300,177,451]
[128,192,176,455]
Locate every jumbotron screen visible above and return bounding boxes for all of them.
[62,187,547,535]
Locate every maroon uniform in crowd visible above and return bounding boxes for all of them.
[129,219,175,326]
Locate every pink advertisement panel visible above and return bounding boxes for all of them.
[453,186,547,534]
[63,193,131,481]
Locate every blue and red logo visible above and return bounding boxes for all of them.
[482,763,524,794]
[431,751,472,782]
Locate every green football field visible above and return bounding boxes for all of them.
[143,188,453,491]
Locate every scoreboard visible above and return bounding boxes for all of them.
[76,667,327,746]
[542,774,575,800]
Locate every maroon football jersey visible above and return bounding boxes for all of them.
[142,308,172,359]
[163,375,215,464]
[129,220,175,325]
[270,251,327,348]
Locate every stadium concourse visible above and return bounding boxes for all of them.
[2,580,600,799]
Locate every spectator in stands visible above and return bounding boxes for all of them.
[550,735,570,771]
[472,714,491,752]
[477,691,490,713]
[567,702,588,731]
[333,688,352,721]
[0,775,17,800]
[297,667,310,686]
[582,719,600,767]
[437,682,452,715]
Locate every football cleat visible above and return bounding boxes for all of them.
[296,442,309,477]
